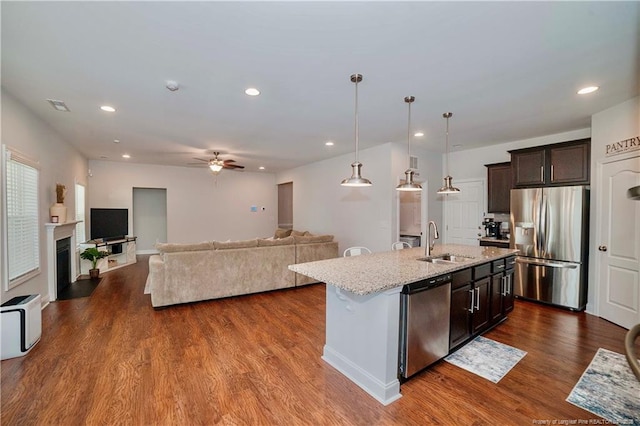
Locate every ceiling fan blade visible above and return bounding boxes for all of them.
[192,158,209,163]
[222,159,236,164]
[223,164,244,169]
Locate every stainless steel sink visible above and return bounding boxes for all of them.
[417,253,473,264]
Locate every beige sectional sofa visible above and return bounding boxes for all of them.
[146,232,338,308]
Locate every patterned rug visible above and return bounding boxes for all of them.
[444,336,527,383]
[567,348,640,425]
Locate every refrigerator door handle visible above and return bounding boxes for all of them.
[516,257,578,269]
[540,194,547,257]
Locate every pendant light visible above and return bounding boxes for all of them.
[396,96,422,192]
[341,73,372,187]
[437,112,461,194]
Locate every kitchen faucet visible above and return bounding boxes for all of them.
[426,221,439,257]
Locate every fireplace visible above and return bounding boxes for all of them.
[56,237,71,294]
[45,221,81,303]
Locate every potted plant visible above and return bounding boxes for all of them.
[80,247,109,279]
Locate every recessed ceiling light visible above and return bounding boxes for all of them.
[325,141,334,146]
[414,132,424,137]
[47,99,70,112]
[100,105,116,112]
[259,166,265,170]
[113,139,120,143]
[122,154,130,159]
[245,88,260,96]
[577,86,599,95]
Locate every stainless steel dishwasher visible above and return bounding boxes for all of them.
[399,274,451,379]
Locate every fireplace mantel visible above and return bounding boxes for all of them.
[45,221,81,303]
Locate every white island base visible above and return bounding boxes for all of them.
[322,284,403,405]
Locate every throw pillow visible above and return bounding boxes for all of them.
[258,236,295,246]
[214,239,259,250]
[274,228,292,239]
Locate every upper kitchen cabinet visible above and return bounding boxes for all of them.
[509,139,590,188]
[486,162,512,213]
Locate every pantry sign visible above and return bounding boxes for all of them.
[605,135,640,156]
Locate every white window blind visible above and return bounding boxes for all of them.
[75,183,86,244]
[5,149,40,287]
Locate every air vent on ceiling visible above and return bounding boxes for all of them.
[47,99,70,112]
[410,156,418,170]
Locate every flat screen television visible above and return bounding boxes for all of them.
[90,208,128,241]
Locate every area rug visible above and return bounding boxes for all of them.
[566,348,640,425]
[56,277,103,300]
[444,336,527,383]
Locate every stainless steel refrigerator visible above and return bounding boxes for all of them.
[509,186,589,311]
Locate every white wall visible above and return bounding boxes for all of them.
[277,142,443,254]
[87,161,278,244]
[1,88,89,305]
[588,96,640,314]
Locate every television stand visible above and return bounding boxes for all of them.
[80,237,137,275]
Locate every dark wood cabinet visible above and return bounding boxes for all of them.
[549,143,590,184]
[490,273,503,324]
[486,162,512,213]
[471,277,491,333]
[450,283,472,350]
[510,139,590,188]
[449,258,516,351]
[502,268,515,314]
[450,269,472,350]
[511,150,545,187]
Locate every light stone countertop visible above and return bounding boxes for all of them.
[288,244,518,296]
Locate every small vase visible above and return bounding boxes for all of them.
[50,203,67,223]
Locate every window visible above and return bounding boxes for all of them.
[75,183,86,244]
[2,146,40,289]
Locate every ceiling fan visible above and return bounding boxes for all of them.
[190,152,245,174]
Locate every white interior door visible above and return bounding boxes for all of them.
[443,180,485,246]
[597,155,640,329]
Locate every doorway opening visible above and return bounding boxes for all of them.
[278,182,293,230]
[132,187,167,254]
[397,178,424,247]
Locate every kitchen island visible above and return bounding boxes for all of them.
[289,244,518,405]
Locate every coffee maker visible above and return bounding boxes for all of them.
[484,219,499,237]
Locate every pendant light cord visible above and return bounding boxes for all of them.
[407,100,412,168]
[445,115,449,175]
[354,77,359,163]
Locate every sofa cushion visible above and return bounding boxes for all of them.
[156,241,214,253]
[293,234,334,244]
[258,236,294,246]
[290,230,310,237]
[274,228,292,239]
[214,239,259,250]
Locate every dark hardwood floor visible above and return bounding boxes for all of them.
[1,255,629,425]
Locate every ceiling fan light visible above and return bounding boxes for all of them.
[209,162,223,173]
[341,162,372,187]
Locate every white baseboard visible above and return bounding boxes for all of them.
[136,249,158,255]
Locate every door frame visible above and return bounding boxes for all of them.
[592,150,640,318]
